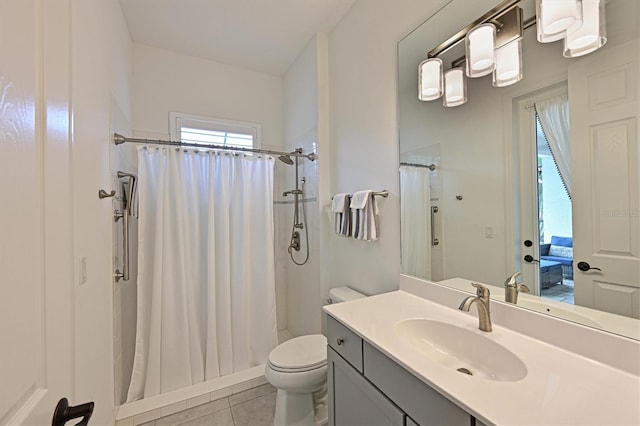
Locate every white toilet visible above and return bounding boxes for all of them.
[265,286,366,426]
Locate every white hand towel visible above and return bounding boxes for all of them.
[350,190,378,241]
[331,193,349,213]
[349,190,370,210]
[331,193,352,236]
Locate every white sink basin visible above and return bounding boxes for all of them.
[394,319,527,382]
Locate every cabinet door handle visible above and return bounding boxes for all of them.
[336,338,344,346]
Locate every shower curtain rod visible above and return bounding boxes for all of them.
[400,162,437,171]
[113,133,317,161]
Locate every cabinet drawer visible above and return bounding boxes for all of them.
[327,314,363,373]
[363,342,471,426]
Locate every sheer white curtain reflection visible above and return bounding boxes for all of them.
[400,165,432,280]
[126,146,278,402]
[535,95,572,197]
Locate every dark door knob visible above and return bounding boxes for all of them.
[577,261,602,272]
[524,255,539,263]
[52,398,94,426]
[524,240,533,247]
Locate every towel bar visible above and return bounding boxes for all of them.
[332,190,389,200]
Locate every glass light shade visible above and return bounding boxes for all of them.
[465,23,496,78]
[443,68,467,107]
[493,39,523,87]
[536,0,582,43]
[418,58,443,101]
[563,0,606,57]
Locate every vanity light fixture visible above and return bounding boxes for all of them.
[563,0,606,57]
[443,68,467,107]
[417,0,606,105]
[536,0,582,43]
[419,58,444,101]
[465,23,497,78]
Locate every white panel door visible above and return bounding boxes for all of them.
[569,39,640,318]
[0,0,76,424]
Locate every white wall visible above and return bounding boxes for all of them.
[283,35,322,336]
[131,44,284,145]
[327,0,451,296]
[71,0,132,423]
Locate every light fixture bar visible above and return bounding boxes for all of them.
[428,0,521,58]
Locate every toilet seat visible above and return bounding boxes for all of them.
[268,334,327,373]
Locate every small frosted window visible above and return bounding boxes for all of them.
[171,113,260,150]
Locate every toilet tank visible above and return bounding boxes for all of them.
[328,286,367,304]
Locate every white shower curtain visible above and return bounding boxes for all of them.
[126,146,278,402]
[400,165,432,280]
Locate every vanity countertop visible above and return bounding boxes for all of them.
[323,290,640,426]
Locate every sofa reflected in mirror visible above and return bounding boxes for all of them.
[540,235,573,280]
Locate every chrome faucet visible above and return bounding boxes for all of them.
[458,283,492,332]
[504,272,530,304]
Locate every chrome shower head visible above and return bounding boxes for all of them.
[278,155,294,165]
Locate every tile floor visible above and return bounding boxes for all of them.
[541,279,574,304]
[139,384,276,426]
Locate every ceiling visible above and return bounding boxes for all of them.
[119,0,356,76]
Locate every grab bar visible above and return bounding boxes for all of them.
[431,206,439,246]
[114,209,129,282]
[114,170,136,282]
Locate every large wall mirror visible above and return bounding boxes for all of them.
[398,0,639,339]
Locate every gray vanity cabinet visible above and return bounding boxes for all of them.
[327,315,475,426]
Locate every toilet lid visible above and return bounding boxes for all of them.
[268,334,327,371]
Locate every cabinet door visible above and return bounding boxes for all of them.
[328,347,404,426]
[364,342,471,426]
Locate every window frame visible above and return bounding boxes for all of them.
[169,112,262,149]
